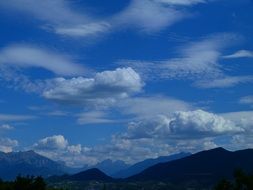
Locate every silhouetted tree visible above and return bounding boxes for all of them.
[32,177,46,190]
[214,169,253,190]
[214,179,233,190]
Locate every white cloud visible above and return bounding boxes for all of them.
[0,44,85,76]
[120,33,253,88]
[54,22,111,37]
[0,114,35,122]
[77,111,114,125]
[0,0,85,25]
[67,144,82,154]
[33,135,95,167]
[221,111,253,131]
[114,0,184,33]
[0,124,14,130]
[223,112,253,150]
[0,0,109,38]
[120,33,237,80]
[239,96,253,106]
[0,138,18,153]
[29,110,253,166]
[230,134,253,150]
[126,110,242,139]
[47,110,69,117]
[118,96,192,119]
[194,76,253,88]
[0,0,212,37]
[154,0,206,6]
[43,67,143,106]
[223,50,253,59]
[33,135,68,150]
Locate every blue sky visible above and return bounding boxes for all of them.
[0,0,253,167]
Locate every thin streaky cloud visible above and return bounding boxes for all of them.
[0,44,86,76]
[0,114,36,122]
[0,0,216,37]
[223,50,253,59]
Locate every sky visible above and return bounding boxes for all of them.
[0,0,253,167]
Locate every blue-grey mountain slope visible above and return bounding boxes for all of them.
[114,152,191,178]
[0,150,67,180]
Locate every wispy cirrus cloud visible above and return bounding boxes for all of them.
[0,124,14,130]
[77,111,114,125]
[120,33,253,88]
[0,44,85,76]
[0,0,110,38]
[223,50,253,59]
[113,0,185,33]
[120,33,236,79]
[117,96,192,119]
[239,96,253,107]
[0,114,36,122]
[194,76,253,88]
[154,0,206,6]
[0,0,214,37]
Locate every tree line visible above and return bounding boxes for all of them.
[214,169,253,190]
[0,176,63,190]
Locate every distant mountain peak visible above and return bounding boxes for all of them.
[69,168,113,181]
[0,150,68,180]
[114,152,191,178]
[209,147,229,152]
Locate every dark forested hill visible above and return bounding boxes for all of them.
[128,148,253,185]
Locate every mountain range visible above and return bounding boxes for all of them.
[128,147,253,185]
[0,150,67,180]
[0,150,189,180]
[114,152,191,178]
[81,159,130,176]
[2,147,253,186]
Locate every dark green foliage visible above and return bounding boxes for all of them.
[214,169,253,190]
[0,176,61,190]
[214,179,233,190]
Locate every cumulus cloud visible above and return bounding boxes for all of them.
[43,67,143,106]
[223,50,253,59]
[29,110,253,166]
[0,138,18,153]
[126,110,242,139]
[221,111,253,131]
[0,44,85,76]
[33,135,95,167]
[33,135,68,150]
